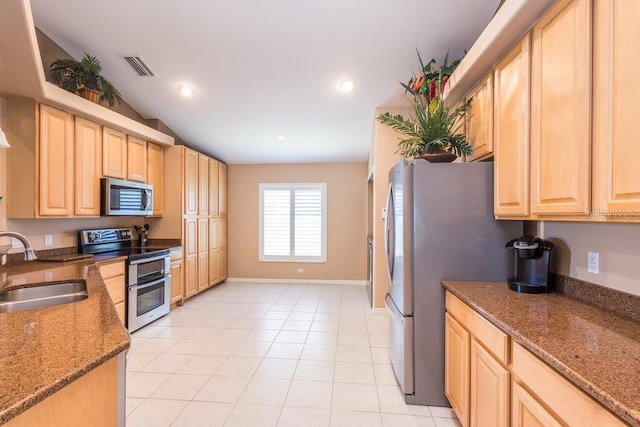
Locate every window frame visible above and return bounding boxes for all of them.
[259,182,327,263]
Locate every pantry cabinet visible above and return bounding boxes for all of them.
[530,0,591,216]
[592,0,640,217]
[493,35,531,218]
[102,127,127,179]
[219,163,227,216]
[127,136,147,182]
[465,74,493,162]
[147,142,164,216]
[74,118,102,216]
[184,218,198,298]
[160,145,228,301]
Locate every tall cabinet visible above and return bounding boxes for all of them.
[160,145,228,302]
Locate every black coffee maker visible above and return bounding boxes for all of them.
[505,236,553,293]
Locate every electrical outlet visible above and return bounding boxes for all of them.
[587,252,599,274]
[45,271,53,281]
[297,268,304,274]
[44,235,53,247]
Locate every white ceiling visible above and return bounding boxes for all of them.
[29,0,500,164]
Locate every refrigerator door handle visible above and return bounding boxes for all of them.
[384,183,395,284]
[384,293,404,323]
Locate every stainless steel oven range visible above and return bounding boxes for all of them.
[78,227,171,332]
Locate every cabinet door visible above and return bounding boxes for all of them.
[184,148,199,215]
[127,136,147,182]
[184,218,198,298]
[197,218,209,291]
[445,313,470,426]
[494,35,531,217]
[593,0,640,217]
[209,217,220,285]
[209,159,220,216]
[465,74,494,161]
[102,127,127,179]
[530,0,591,215]
[218,217,228,280]
[39,105,74,216]
[198,154,209,215]
[74,118,102,216]
[512,381,562,427]
[218,163,227,216]
[470,340,509,427]
[147,142,164,216]
[170,258,184,305]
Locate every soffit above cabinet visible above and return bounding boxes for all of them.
[444,0,556,103]
[0,0,174,147]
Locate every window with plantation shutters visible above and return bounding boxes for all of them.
[259,183,327,262]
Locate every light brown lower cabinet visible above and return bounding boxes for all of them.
[170,247,184,306]
[4,355,122,427]
[445,291,627,427]
[98,260,126,325]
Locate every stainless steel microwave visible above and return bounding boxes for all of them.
[101,178,153,216]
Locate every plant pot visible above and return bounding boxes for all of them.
[78,88,101,104]
[417,150,458,163]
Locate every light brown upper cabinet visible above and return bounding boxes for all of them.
[465,74,494,161]
[74,118,102,216]
[530,0,591,215]
[146,142,164,216]
[184,148,199,216]
[39,105,75,216]
[593,0,640,217]
[6,101,74,217]
[102,127,127,179]
[198,154,209,215]
[126,136,147,182]
[209,159,220,216]
[219,163,227,216]
[494,35,531,218]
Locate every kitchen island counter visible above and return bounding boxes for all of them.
[0,258,130,424]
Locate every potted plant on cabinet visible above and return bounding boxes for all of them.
[377,52,472,162]
[49,53,122,108]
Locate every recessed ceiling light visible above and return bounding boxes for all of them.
[178,84,193,97]
[277,135,286,141]
[339,79,354,92]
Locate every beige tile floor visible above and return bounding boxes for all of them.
[126,282,461,427]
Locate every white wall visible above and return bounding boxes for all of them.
[541,221,640,296]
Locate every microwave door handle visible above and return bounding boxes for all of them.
[142,189,150,210]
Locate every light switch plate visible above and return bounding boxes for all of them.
[45,235,53,246]
[587,252,599,274]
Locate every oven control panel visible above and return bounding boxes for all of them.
[79,228,132,245]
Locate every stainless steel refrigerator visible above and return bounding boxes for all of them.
[384,160,521,406]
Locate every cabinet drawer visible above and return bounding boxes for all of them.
[114,301,125,324]
[98,261,125,280]
[103,276,125,304]
[512,342,626,427]
[446,292,509,365]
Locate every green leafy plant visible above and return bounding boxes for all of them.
[49,54,122,107]
[377,51,472,159]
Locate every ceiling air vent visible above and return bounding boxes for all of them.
[120,55,156,77]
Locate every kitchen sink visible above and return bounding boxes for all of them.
[0,280,88,313]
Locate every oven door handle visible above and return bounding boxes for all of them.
[128,253,169,265]
[130,276,168,291]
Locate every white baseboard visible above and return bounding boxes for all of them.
[226,277,368,286]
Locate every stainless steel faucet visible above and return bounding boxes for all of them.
[0,231,37,261]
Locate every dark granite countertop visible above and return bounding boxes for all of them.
[0,258,131,424]
[442,280,640,427]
